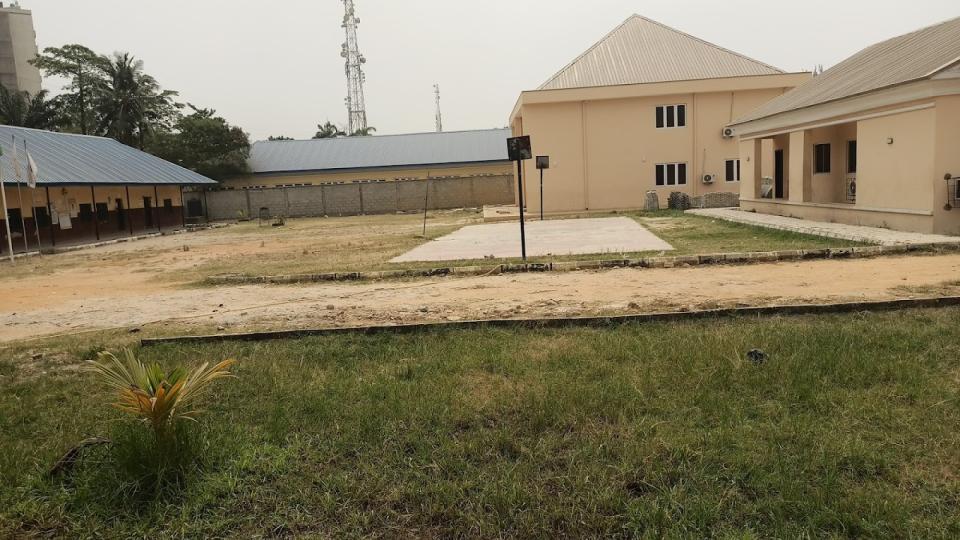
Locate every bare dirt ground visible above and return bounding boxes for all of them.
[5,253,960,343]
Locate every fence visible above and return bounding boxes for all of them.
[187,175,515,221]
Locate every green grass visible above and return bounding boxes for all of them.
[201,211,865,281]
[3,308,959,537]
[632,210,866,255]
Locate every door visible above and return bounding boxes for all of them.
[115,199,125,230]
[774,149,785,199]
[143,197,153,227]
[845,140,857,203]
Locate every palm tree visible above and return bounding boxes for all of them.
[350,126,377,137]
[0,86,62,130]
[94,52,180,149]
[313,121,345,139]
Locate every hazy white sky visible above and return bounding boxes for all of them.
[26,0,959,141]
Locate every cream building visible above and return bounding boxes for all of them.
[509,15,810,214]
[731,16,960,235]
[0,126,215,255]
[0,1,41,95]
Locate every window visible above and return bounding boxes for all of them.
[847,140,857,174]
[163,198,174,213]
[656,105,686,129]
[814,143,831,174]
[33,206,50,227]
[655,163,688,186]
[725,159,741,182]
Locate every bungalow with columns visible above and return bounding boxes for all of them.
[0,125,215,255]
[730,16,960,235]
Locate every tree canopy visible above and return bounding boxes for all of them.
[149,106,250,181]
[0,86,63,130]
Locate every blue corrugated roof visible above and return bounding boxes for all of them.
[250,128,511,174]
[0,125,216,185]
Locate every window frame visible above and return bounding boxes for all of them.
[655,104,687,129]
[813,143,832,174]
[725,159,742,182]
[655,162,688,187]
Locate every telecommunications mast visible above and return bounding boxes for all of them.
[341,0,368,135]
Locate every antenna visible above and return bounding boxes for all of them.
[434,84,442,133]
[341,0,368,135]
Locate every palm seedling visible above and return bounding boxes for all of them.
[87,349,236,441]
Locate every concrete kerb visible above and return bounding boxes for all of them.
[141,296,960,347]
[202,242,960,286]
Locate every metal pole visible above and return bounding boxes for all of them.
[90,185,100,241]
[14,178,27,253]
[1,175,14,263]
[179,186,186,227]
[125,185,133,235]
[422,178,430,237]
[45,186,55,247]
[516,160,527,261]
[31,186,41,254]
[539,168,544,221]
[25,140,41,253]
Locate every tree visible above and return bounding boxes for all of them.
[350,126,376,137]
[149,106,251,181]
[31,44,108,135]
[94,52,180,149]
[0,86,63,130]
[268,135,294,141]
[313,121,345,139]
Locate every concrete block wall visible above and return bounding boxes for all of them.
[691,191,741,209]
[201,175,515,221]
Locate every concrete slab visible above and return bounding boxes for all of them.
[688,208,960,246]
[392,217,673,262]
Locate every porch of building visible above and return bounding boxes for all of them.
[0,183,188,255]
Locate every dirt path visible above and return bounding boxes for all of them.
[4,254,960,343]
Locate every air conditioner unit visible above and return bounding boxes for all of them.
[722,127,736,139]
[702,174,716,184]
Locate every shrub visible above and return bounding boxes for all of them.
[86,349,236,442]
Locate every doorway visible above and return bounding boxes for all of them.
[143,197,153,228]
[115,199,125,230]
[774,149,785,199]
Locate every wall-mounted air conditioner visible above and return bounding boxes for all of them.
[722,127,736,139]
[702,174,716,184]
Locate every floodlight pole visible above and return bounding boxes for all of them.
[539,168,544,221]
[516,159,527,261]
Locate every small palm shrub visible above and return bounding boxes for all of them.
[75,349,236,498]
[87,349,236,441]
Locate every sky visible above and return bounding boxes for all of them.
[25,0,959,141]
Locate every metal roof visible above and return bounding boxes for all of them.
[734,16,960,125]
[249,128,511,174]
[538,15,784,91]
[0,125,216,186]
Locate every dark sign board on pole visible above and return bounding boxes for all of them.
[536,156,549,220]
[507,136,532,161]
[506,136,532,260]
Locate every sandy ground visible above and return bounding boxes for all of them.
[4,253,960,343]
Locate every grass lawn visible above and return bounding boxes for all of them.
[194,210,864,280]
[2,308,959,537]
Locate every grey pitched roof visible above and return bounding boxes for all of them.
[734,16,960,125]
[0,125,215,185]
[249,128,511,174]
[538,15,784,91]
